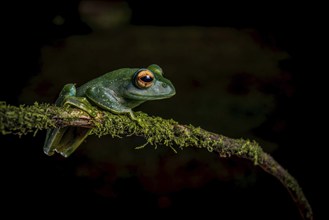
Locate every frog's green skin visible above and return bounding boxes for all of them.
[43,64,175,157]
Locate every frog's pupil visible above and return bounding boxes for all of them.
[141,75,153,82]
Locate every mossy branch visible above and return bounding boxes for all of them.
[0,102,312,220]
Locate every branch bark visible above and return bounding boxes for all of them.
[0,102,313,220]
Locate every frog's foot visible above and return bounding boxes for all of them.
[54,127,92,157]
[44,128,67,156]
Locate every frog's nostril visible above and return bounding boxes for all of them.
[162,83,168,88]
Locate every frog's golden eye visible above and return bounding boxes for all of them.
[133,69,154,89]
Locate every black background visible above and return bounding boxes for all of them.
[0,1,324,219]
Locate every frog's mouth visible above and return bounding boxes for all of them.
[124,89,176,101]
[124,81,176,101]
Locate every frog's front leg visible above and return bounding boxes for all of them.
[43,84,96,157]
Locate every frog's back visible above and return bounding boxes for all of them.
[76,68,136,96]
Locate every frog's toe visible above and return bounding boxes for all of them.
[44,148,55,156]
[55,148,70,158]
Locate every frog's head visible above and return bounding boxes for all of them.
[124,64,176,101]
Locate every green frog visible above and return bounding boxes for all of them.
[44,64,175,157]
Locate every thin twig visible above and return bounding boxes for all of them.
[0,102,313,220]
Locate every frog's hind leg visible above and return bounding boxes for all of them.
[43,84,76,156]
[43,84,95,157]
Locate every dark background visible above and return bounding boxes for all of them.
[0,1,323,219]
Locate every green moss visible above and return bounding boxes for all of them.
[1,102,55,136]
[234,139,262,165]
[91,110,226,154]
